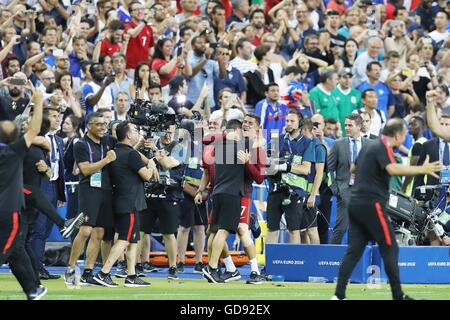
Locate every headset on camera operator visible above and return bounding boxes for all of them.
[265,109,315,244]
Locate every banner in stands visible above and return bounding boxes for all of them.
[372,246,450,284]
[266,244,372,283]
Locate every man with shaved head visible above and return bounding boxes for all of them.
[0,89,48,300]
[332,118,442,300]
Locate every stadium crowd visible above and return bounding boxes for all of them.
[0,0,450,299]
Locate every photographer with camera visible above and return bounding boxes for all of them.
[139,122,188,280]
[266,109,315,244]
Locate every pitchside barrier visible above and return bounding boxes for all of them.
[265,244,450,284]
[266,244,372,283]
[372,246,450,284]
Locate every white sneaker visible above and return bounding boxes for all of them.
[330,295,347,300]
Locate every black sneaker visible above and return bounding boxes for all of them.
[222,269,241,283]
[60,213,85,239]
[396,294,415,300]
[124,276,151,287]
[246,271,265,284]
[194,262,204,274]
[93,272,119,288]
[202,265,224,284]
[177,262,185,273]
[64,267,76,286]
[28,285,47,300]
[39,267,60,280]
[80,273,102,286]
[115,260,127,278]
[143,262,159,273]
[135,263,146,277]
[168,266,179,280]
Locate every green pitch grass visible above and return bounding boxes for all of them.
[0,275,450,300]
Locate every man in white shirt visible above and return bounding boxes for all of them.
[352,36,383,87]
[353,89,386,136]
[429,11,449,44]
[230,37,257,75]
[112,92,130,121]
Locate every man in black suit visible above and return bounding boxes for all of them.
[29,107,66,280]
[328,114,370,244]
[414,114,450,189]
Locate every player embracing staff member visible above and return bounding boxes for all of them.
[93,121,158,287]
[332,119,442,300]
[65,112,117,286]
[0,89,48,300]
[195,114,267,284]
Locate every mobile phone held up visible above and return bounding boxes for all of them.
[177,46,183,57]
[9,78,26,86]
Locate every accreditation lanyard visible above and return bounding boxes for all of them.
[86,140,104,163]
[86,140,104,188]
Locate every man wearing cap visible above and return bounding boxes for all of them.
[331,68,362,137]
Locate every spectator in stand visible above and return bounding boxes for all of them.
[151,38,192,100]
[255,82,289,143]
[384,19,415,68]
[244,45,275,109]
[69,36,89,79]
[309,70,339,121]
[337,8,360,39]
[210,3,227,39]
[357,61,395,119]
[226,0,249,27]
[352,36,383,87]
[340,39,359,68]
[332,68,362,136]
[124,1,155,78]
[213,43,247,106]
[324,9,346,53]
[109,52,132,101]
[81,63,115,113]
[353,89,386,137]
[130,62,152,101]
[380,51,401,82]
[186,35,218,109]
[327,0,348,16]
[429,11,449,44]
[99,20,129,58]
[249,9,268,46]
[230,37,257,75]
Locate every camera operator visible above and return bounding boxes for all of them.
[93,121,157,288]
[139,123,187,280]
[266,109,315,244]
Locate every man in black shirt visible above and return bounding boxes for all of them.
[64,112,117,287]
[0,89,47,300]
[201,119,246,283]
[93,121,157,288]
[0,76,30,121]
[333,119,442,300]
